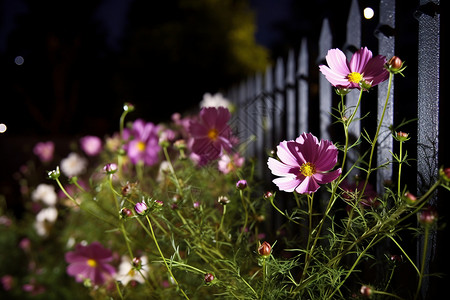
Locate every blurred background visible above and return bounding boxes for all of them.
[0,0,354,207]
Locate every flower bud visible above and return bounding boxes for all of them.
[154,200,164,207]
[121,182,138,197]
[120,207,133,219]
[396,131,409,142]
[418,206,438,226]
[263,191,273,200]
[218,196,230,205]
[360,285,373,297]
[258,241,272,258]
[103,163,118,174]
[359,79,373,91]
[132,257,142,269]
[439,167,450,183]
[204,273,215,284]
[134,201,148,215]
[236,179,248,190]
[389,56,402,69]
[335,88,351,96]
[404,192,417,205]
[47,166,60,180]
[174,139,187,150]
[123,102,135,112]
[386,56,406,75]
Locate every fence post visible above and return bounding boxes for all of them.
[318,20,332,141]
[416,0,440,298]
[298,38,309,137]
[286,49,296,140]
[275,57,285,144]
[345,0,362,176]
[264,64,274,152]
[254,72,264,178]
[376,0,396,194]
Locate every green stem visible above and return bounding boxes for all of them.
[163,146,184,198]
[327,234,379,299]
[397,140,403,198]
[237,189,249,244]
[388,235,420,275]
[145,215,190,300]
[115,281,124,300]
[359,72,394,199]
[260,258,267,300]
[373,290,405,300]
[55,177,116,227]
[216,204,227,243]
[415,226,430,300]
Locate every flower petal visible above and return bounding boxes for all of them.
[272,176,301,192]
[295,176,320,194]
[319,65,351,88]
[325,48,351,76]
[313,169,342,184]
[349,47,372,73]
[268,157,296,177]
[278,141,302,166]
[362,55,389,86]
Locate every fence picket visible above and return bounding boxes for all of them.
[376,0,396,195]
[275,57,285,145]
[318,19,332,141]
[264,64,274,152]
[286,49,296,140]
[298,38,309,137]
[345,0,362,177]
[416,0,440,298]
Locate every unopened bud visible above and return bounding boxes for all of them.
[258,241,272,258]
[204,273,215,284]
[404,192,417,205]
[418,206,438,226]
[236,179,248,190]
[123,102,135,112]
[263,191,273,200]
[218,196,230,205]
[134,201,148,215]
[120,207,133,219]
[389,56,402,69]
[47,166,61,180]
[360,285,373,297]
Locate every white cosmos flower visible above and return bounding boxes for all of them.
[116,255,149,286]
[60,152,88,177]
[34,207,58,236]
[31,183,57,206]
[199,92,232,109]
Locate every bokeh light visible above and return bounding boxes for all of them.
[0,123,7,133]
[363,7,374,19]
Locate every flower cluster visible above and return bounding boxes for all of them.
[0,47,446,300]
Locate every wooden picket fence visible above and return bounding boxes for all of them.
[226,0,443,298]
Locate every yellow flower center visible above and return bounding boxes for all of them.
[207,128,219,141]
[300,162,316,177]
[87,259,97,268]
[347,72,363,84]
[136,141,146,151]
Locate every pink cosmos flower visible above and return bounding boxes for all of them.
[65,241,116,286]
[123,119,160,166]
[218,153,245,174]
[80,135,103,156]
[33,141,54,162]
[319,47,389,89]
[188,107,233,163]
[267,133,341,194]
